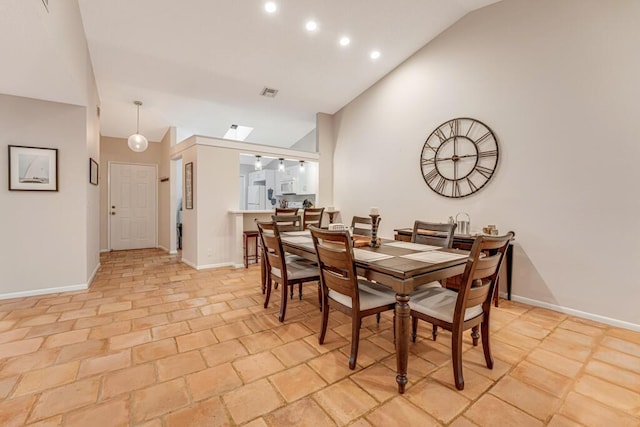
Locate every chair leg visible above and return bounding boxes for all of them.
[432,325,438,341]
[349,314,361,370]
[451,328,465,390]
[481,318,494,369]
[471,325,480,346]
[376,313,381,324]
[318,297,329,344]
[263,277,272,309]
[260,257,266,294]
[299,283,303,300]
[290,285,294,300]
[317,283,322,312]
[279,283,288,322]
[411,316,418,343]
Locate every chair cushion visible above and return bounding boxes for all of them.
[329,279,396,311]
[412,281,442,292]
[409,287,483,323]
[271,260,319,281]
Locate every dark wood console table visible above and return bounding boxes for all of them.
[393,228,514,302]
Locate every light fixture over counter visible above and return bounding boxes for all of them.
[128,101,148,153]
[255,155,262,171]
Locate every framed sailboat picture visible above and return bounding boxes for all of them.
[8,145,58,191]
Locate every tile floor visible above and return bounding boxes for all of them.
[1,249,639,426]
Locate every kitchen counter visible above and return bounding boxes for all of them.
[229,210,276,214]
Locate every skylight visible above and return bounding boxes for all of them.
[224,124,254,141]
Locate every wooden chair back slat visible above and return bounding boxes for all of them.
[411,221,457,248]
[275,208,298,215]
[303,207,325,229]
[351,215,379,237]
[272,214,302,232]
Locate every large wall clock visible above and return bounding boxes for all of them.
[420,117,499,198]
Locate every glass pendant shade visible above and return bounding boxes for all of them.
[128,100,148,152]
[128,133,148,152]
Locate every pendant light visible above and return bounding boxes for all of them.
[278,158,285,171]
[128,101,148,152]
[255,155,262,171]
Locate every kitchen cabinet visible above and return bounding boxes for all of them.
[274,163,318,195]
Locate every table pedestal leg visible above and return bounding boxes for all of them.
[395,293,410,393]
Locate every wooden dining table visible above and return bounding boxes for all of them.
[279,230,469,393]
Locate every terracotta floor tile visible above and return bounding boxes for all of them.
[28,377,100,422]
[494,328,542,351]
[351,363,400,403]
[97,301,132,315]
[188,314,226,332]
[0,348,59,377]
[233,351,285,383]
[601,335,640,357]
[490,375,561,421]
[264,397,337,427]
[608,327,640,345]
[200,339,248,367]
[584,359,640,392]
[313,378,378,425]
[42,328,90,348]
[574,374,640,413]
[307,351,354,384]
[464,394,543,427]
[109,330,152,350]
[381,353,438,385]
[448,416,480,427]
[510,360,573,398]
[168,307,201,322]
[366,396,441,427]
[431,362,494,400]
[0,375,18,399]
[25,320,76,340]
[238,330,284,354]
[558,319,605,337]
[13,361,79,396]
[505,319,552,340]
[592,346,640,374]
[525,348,583,378]
[164,396,230,427]
[270,364,327,402]
[16,314,60,327]
[186,362,242,401]
[77,349,131,378]
[339,339,391,369]
[200,302,231,316]
[65,396,130,427]
[131,378,190,423]
[271,339,319,367]
[132,338,177,364]
[55,339,107,363]
[223,378,283,424]
[131,313,169,330]
[0,394,37,427]
[0,337,43,358]
[213,321,254,341]
[58,307,97,321]
[0,327,30,344]
[546,414,585,427]
[302,329,349,354]
[156,350,206,381]
[405,378,470,423]
[176,329,217,352]
[559,391,639,427]
[25,415,64,427]
[88,320,132,340]
[102,363,156,399]
[461,348,512,381]
[490,339,528,365]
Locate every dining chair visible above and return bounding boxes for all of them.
[257,221,320,322]
[411,220,457,247]
[309,226,396,370]
[271,214,302,232]
[275,207,298,215]
[409,231,514,390]
[302,207,325,229]
[351,215,379,237]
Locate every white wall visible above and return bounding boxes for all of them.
[331,0,640,328]
[0,95,88,296]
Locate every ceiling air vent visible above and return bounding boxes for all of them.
[260,87,279,98]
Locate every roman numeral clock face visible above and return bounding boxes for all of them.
[420,118,499,198]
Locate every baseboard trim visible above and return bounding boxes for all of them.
[168,250,178,255]
[502,292,640,332]
[100,249,110,253]
[195,262,236,270]
[158,245,169,253]
[87,262,101,287]
[0,284,89,301]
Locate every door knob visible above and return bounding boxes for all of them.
[111,212,116,215]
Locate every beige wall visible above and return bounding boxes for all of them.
[330,0,640,328]
[158,129,173,251]
[99,137,163,251]
[0,95,88,296]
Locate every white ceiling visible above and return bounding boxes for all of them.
[2,0,502,148]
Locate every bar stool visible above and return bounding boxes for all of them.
[243,230,260,268]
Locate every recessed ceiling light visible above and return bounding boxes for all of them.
[305,20,318,32]
[370,50,381,60]
[224,124,254,141]
[339,36,350,47]
[264,2,276,13]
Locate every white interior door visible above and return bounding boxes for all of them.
[110,163,157,250]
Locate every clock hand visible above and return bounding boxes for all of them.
[437,154,478,162]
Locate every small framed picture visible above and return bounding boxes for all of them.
[8,145,58,191]
[185,162,193,209]
[89,158,99,185]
